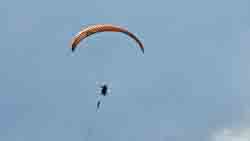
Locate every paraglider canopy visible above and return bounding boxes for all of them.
[70,24,144,53]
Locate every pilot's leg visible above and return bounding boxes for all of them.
[97,100,101,110]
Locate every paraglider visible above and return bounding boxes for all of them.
[70,24,144,53]
[70,24,144,111]
[96,83,111,111]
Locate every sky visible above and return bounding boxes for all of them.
[1,0,249,140]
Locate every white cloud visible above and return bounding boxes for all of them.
[210,28,250,141]
[211,127,250,141]
[211,108,250,141]
[210,88,250,141]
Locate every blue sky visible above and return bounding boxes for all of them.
[1,0,249,140]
